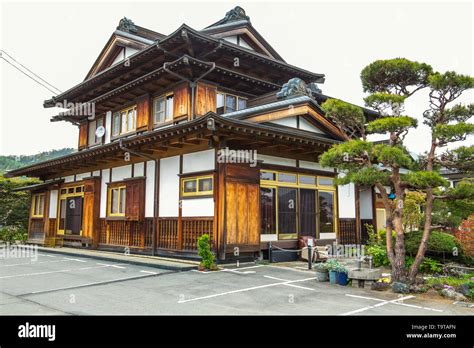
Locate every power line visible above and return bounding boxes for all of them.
[0,50,62,95]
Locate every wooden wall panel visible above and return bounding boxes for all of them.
[225,182,237,245]
[173,84,189,119]
[136,95,150,131]
[125,178,145,221]
[82,177,101,247]
[195,83,216,116]
[78,123,88,150]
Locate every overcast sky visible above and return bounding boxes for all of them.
[0,0,472,156]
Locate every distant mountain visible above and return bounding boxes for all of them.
[0,148,76,173]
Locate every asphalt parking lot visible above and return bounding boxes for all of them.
[0,251,472,315]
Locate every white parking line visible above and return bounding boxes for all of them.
[0,259,71,267]
[263,275,315,291]
[63,257,87,263]
[345,294,443,313]
[0,264,122,279]
[96,263,126,269]
[140,270,158,274]
[341,295,416,315]
[178,276,316,303]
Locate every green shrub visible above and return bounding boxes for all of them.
[367,244,390,267]
[405,230,459,256]
[0,225,27,244]
[405,256,442,273]
[197,234,215,270]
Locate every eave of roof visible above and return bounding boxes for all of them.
[11,178,64,191]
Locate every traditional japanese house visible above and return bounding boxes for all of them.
[6,7,380,260]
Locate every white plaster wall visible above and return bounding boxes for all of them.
[100,169,110,218]
[182,198,214,217]
[159,156,180,217]
[299,160,334,172]
[111,165,132,182]
[182,149,215,173]
[338,178,356,219]
[93,170,101,176]
[145,161,155,218]
[269,117,297,128]
[299,117,323,134]
[360,188,373,219]
[49,190,58,218]
[76,172,91,181]
[134,162,145,177]
[105,111,112,144]
[63,175,75,183]
[258,154,296,167]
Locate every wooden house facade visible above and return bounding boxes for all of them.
[6,7,379,260]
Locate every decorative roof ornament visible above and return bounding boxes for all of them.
[308,82,322,94]
[117,17,138,33]
[222,6,250,23]
[276,78,313,99]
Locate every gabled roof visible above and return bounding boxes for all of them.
[202,6,285,62]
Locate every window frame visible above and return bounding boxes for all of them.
[31,193,45,218]
[153,93,174,126]
[107,185,126,217]
[181,175,214,198]
[216,91,247,114]
[111,105,137,138]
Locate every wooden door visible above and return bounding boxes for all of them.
[65,197,83,235]
[225,182,260,253]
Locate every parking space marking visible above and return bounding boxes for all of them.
[267,265,313,274]
[0,264,123,279]
[0,259,71,267]
[341,295,415,315]
[192,265,264,274]
[264,275,315,291]
[63,257,87,263]
[178,276,316,303]
[96,263,126,269]
[345,294,443,313]
[140,270,158,274]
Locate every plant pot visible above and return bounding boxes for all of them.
[329,270,338,284]
[337,271,348,286]
[315,269,329,282]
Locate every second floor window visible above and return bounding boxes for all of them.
[216,92,247,114]
[108,186,126,216]
[112,105,137,137]
[88,117,103,146]
[153,94,174,125]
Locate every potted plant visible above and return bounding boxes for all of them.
[315,262,329,282]
[326,259,339,284]
[336,264,349,286]
[197,234,217,271]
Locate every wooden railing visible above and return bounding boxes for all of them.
[98,217,213,252]
[338,218,357,245]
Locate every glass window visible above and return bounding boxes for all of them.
[109,186,126,216]
[319,177,334,187]
[32,193,45,217]
[238,98,247,110]
[260,187,276,234]
[299,175,316,186]
[154,97,165,124]
[88,120,96,146]
[299,189,316,237]
[95,118,104,144]
[319,191,335,233]
[226,95,236,113]
[199,178,213,192]
[165,95,174,120]
[181,176,213,197]
[183,179,197,193]
[278,173,297,183]
[260,171,276,181]
[112,112,120,136]
[278,187,297,235]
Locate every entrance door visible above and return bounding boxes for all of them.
[299,189,317,238]
[65,197,83,235]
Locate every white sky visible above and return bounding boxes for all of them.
[0,0,472,156]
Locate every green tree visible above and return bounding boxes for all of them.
[320,58,474,283]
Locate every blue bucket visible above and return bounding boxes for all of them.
[329,270,338,284]
[337,271,348,286]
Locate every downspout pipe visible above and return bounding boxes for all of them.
[119,139,159,256]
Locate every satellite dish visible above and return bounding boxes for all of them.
[95,126,105,138]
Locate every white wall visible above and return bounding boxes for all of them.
[159,156,180,217]
[182,149,215,173]
[359,188,373,219]
[111,165,132,182]
[92,170,100,176]
[258,154,296,167]
[49,190,58,218]
[270,117,297,128]
[145,161,155,218]
[134,162,144,177]
[63,175,74,183]
[182,198,214,217]
[100,169,110,218]
[105,111,112,144]
[76,172,91,181]
[299,160,334,173]
[299,117,324,134]
[338,182,356,219]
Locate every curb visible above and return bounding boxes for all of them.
[36,247,198,272]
